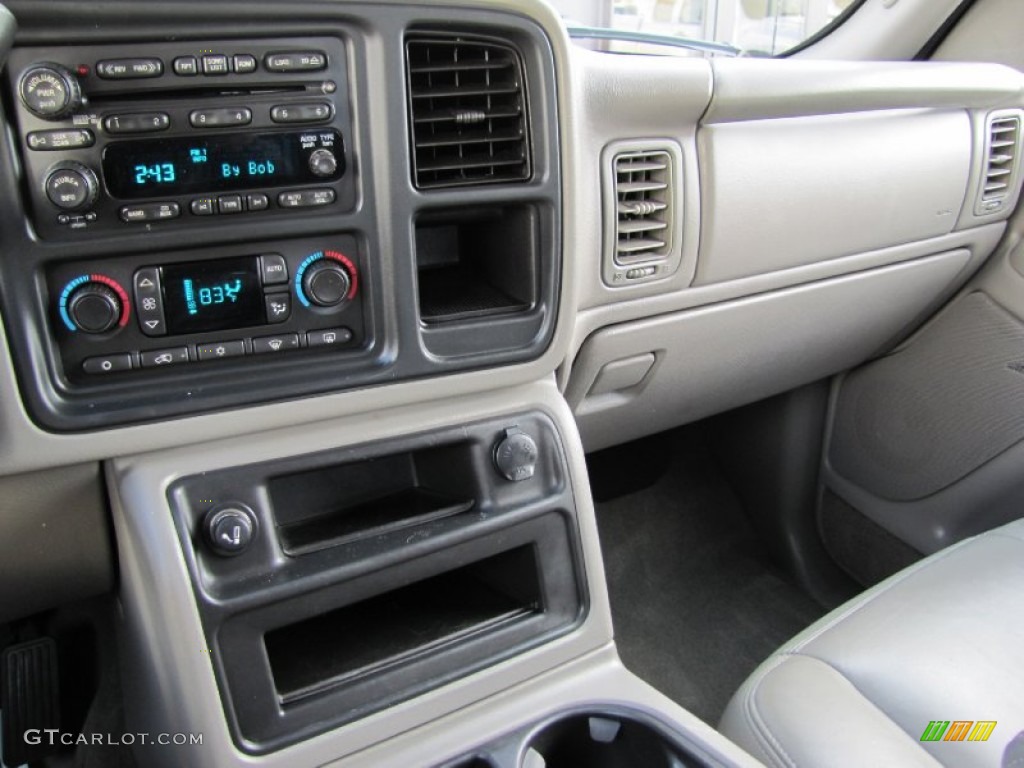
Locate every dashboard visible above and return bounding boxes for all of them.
[0,1,1022,767]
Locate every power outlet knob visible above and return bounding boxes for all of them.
[494,428,539,482]
[203,504,258,557]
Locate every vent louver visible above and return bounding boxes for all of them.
[406,36,531,189]
[614,150,674,264]
[981,115,1020,203]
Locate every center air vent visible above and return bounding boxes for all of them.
[976,111,1022,216]
[406,36,531,189]
[603,142,683,287]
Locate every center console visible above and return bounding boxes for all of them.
[0,11,561,431]
[169,412,584,752]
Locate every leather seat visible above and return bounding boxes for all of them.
[720,518,1024,767]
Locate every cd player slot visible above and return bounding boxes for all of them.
[85,84,309,104]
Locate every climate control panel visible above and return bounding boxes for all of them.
[48,235,366,382]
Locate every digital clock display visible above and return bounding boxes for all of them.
[102,130,342,199]
[162,257,263,334]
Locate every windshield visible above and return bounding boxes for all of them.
[549,0,858,57]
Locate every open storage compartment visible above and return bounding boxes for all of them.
[415,205,539,323]
[265,545,541,701]
[212,510,582,751]
[170,412,583,752]
[269,441,478,555]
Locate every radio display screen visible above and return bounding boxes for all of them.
[102,131,341,199]
[162,257,263,334]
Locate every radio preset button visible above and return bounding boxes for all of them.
[264,293,291,324]
[307,327,353,347]
[120,202,181,223]
[265,51,327,72]
[27,129,94,151]
[202,55,229,75]
[197,341,245,361]
[252,334,299,355]
[173,56,198,76]
[190,198,215,216]
[141,347,189,368]
[189,107,252,128]
[217,195,243,214]
[96,58,164,79]
[247,193,269,212]
[277,188,336,208]
[233,54,257,74]
[260,254,288,285]
[83,354,133,375]
[103,112,170,134]
[270,102,333,124]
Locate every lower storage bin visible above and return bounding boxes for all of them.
[265,546,542,702]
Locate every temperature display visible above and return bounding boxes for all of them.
[102,130,342,198]
[162,257,263,334]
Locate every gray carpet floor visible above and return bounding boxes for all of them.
[592,430,824,726]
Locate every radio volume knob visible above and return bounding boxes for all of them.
[19,63,84,120]
[67,283,122,334]
[302,260,351,307]
[45,162,99,211]
[308,148,338,178]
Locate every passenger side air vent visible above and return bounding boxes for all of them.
[406,36,531,189]
[976,111,1023,216]
[603,142,683,286]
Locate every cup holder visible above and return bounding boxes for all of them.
[522,712,699,768]
[446,758,497,768]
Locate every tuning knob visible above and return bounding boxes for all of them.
[66,283,122,333]
[19,63,84,120]
[45,162,99,211]
[308,148,338,178]
[302,260,352,307]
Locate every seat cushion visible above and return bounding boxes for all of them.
[720,518,1024,767]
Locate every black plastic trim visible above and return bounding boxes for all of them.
[781,0,870,58]
[168,411,587,753]
[915,0,980,60]
[0,2,562,432]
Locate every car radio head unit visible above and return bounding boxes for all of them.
[4,37,355,240]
